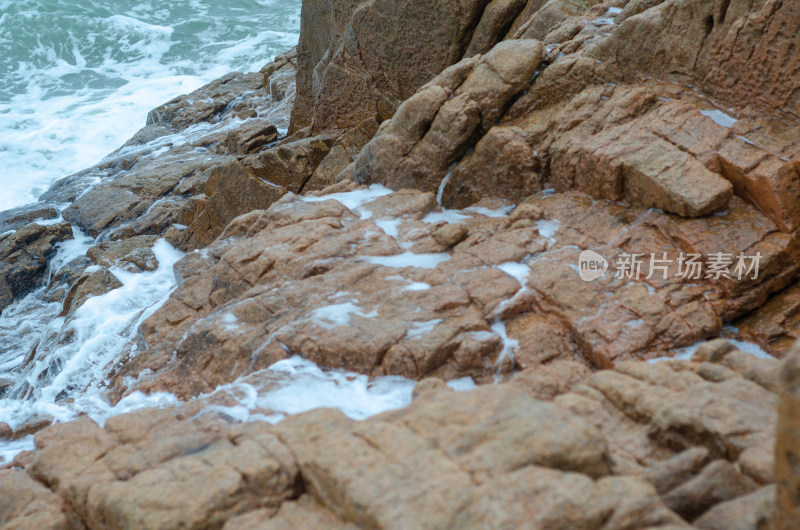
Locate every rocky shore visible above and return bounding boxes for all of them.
[1,0,800,528]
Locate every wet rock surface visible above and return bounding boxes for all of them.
[1,0,800,528]
[0,222,73,313]
[105,182,796,398]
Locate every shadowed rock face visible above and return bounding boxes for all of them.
[290,0,499,134]
[0,222,73,313]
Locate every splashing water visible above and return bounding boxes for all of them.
[0,0,302,211]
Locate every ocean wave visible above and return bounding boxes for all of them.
[0,0,301,211]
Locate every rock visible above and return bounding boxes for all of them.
[3,1,800,526]
[12,415,54,440]
[304,118,378,192]
[352,40,545,194]
[146,72,264,130]
[41,256,93,304]
[0,376,13,397]
[224,498,357,530]
[12,451,36,470]
[431,223,468,249]
[464,0,528,57]
[735,282,800,357]
[0,470,75,529]
[0,222,73,313]
[455,471,687,529]
[105,175,798,398]
[290,0,493,133]
[49,52,298,248]
[693,339,738,363]
[411,378,452,400]
[2,352,789,528]
[0,422,12,440]
[506,313,576,368]
[661,459,757,521]
[694,485,777,530]
[642,447,711,495]
[23,411,300,529]
[511,360,590,400]
[0,203,59,233]
[777,341,800,528]
[60,268,124,317]
[87,235,159,272]
[442,125,543,209]
[595,0,800,118]
[274,385,613,527]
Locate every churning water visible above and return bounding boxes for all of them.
[0,0,301,211]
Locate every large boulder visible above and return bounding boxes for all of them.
[290,0,494,134]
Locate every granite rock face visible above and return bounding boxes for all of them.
[2,0,800,528]
[0,350,782,529]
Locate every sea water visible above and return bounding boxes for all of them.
[0,0,301,211]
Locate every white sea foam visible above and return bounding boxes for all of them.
[649,338,775,363]
[537,219,561,248]
[0,0,302,211]
[310,302,377,330]
[422,210,470,224]
[303,184,393,219]
[363,252,451,269]
[406,319,443,339]
[0,239,184,429]
[700,109,738,128]
[196,356,460,424]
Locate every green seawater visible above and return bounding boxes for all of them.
[0,0,301,210]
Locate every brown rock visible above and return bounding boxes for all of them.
[304,118,379,192]
[506,313,575,368]
[0,470,75,529]
[642,447,711,495]
[0,222,73,312]
[222,121,278,155]
[694,485,777,530]
[0,203,59,233]
[662,460,757,520]
[595,0,800,117]
[87,235,159,272]
[442,125,543,209]
[465,0,528,57]
[12,451,36,470]
[183,159,288,249]
[777,341,800,528]
[411,378,453,400]
[735,282,800,357]
[512,361,590,401]
[291,0,492,133]
[224,498,357,530]
[12,415,54,441]
[146,72,264,130]
[60,268,123,317]
[353,39,545,194]
[431,223,468,249]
